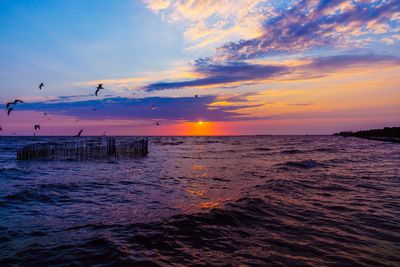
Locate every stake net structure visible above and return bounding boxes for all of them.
[17,137,149,160]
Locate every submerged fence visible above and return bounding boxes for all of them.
[17,137,149,160]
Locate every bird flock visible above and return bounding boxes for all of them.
[1,82,199,136]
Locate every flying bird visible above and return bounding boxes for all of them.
[0,126,2,131]
[75,129,83,137]
[156,122,160,126]
[95,84,104,96]
[44,112,47,116]
[195,95,198,98]
[7,108,13,116]
[6,99,24,109]
[39,82,44,90]
[34,124,40,130]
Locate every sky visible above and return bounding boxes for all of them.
[0,0,399,136]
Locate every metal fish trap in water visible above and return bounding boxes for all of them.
[16,137,149,160]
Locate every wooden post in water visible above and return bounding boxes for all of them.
[16,137,149,160]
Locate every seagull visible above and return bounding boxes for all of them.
[6,99,24,109]
[75,129,83,137]
[95,84,104,96]
[39,82,44,90]
[7,108,13,116]
[34,124,40,130]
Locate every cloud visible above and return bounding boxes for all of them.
[17,95,264,122]
[288,103,313,106]
[143,0,270,50]
[305,53,400,69]
[143,54,400,91]
[144,58,288,91]
[215,0,399,60]
[144,0,399,55]
[73,1,399,98]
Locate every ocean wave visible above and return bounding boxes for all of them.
[3,188,71,205]
[277,159,323,169]
[254,147,271,151]
[0,146,16,151]
[1,136,400,266]
[159,141,185,146]
[281,149,303,154]
[314,147,338,153]
[194,140,224,145]
[0,167,31,176]
[3,196,399,266]
[0,237,126,266]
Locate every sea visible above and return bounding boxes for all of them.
[0,136,399,266]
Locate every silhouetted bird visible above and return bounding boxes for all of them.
[34,124,40,130]
[75,129,83,137]
[0,126,2,131]
[39,83,44,90]
[156,122,160,126]
[195,95,198,98]
[6,99,24,109]
[7,108,13,116]
[95,84,104,96]
[44,112,47,116]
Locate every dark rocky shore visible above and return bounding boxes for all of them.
[334,127,400,143]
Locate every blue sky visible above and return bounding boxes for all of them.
[0,0,189,98]
[0,0,399,135]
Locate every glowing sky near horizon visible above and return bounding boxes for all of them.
[0,0,399,136]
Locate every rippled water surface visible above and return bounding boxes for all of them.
[1,136,400,266]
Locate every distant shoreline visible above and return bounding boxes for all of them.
[334,127,400,143]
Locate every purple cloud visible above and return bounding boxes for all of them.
[143,54,400,91]
[144,59,288,91]
[306,53,400,69]
[216,0,399,60]
[18,96,265,122]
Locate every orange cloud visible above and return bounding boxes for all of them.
[144,0,267,50]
